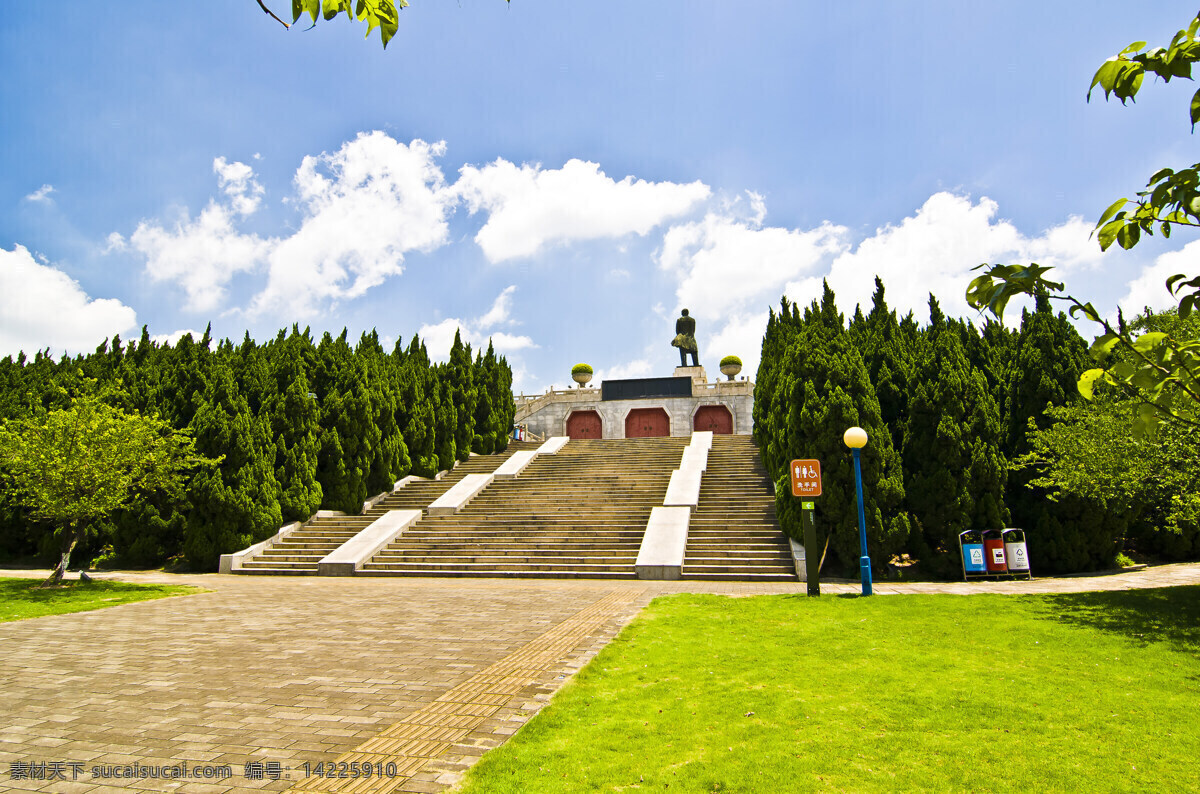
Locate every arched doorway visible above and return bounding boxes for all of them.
[693,405,733,434]
[566,410,603,439]
[625,407,670,438]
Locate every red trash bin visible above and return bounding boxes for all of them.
[983,529,1008,573]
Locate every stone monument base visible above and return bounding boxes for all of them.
[673,366,707,384]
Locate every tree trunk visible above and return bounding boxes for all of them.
[39,524,84,588]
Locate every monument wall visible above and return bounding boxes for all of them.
[515,373,754,440]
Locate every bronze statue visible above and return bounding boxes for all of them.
[672,308,699,367]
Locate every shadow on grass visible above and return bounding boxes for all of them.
[1036,585,1200,653]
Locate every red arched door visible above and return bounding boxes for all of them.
[625,408,670,438]
[566,410,603,439]
[693,405,733,434]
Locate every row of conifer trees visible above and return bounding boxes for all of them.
[754,277,1126,576]
[0,324,514,571]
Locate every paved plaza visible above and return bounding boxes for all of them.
[1,564,1198,793]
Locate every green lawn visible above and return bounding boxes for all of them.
[0,578,202,622]
[459,587,1200,793]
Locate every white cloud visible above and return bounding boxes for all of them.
[213,156,264,216]
[103,231,127,253]
[415,318,465,361]
[652,191,1111,382]
[251,133,455,318]
[0,245,137,356]
[659,194,848,322]
[124,135,455,319]
[131,200,271,314]
[23,184,55,204]
[1118,238,1200,316]
[456,158,710,262]
[477,285,517,327]
[598,358,654,381]
[821,193,1105,322]
[487,331,537,353]
[418,285,536,360]
[151,328,203,346]
[704,309,772,380]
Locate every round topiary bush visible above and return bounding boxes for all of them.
[720,355,742,367]
[571,363,594,375]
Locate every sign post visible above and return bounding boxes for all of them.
[790,459,822,596]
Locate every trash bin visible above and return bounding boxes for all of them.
[959,530,987,579]
[983,529,1008,573]
[1002,528,1031,577]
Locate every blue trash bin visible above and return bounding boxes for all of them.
[959,530,987,579]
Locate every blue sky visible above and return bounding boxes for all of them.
[2,2,1196,392]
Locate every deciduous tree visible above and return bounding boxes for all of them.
[0,391,214,586]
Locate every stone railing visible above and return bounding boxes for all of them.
[514,386,601,421]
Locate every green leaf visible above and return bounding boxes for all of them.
[1133,332,1168,352]
[1191,88,1200,130]
[294,0,320,23]
[1095,197,1129,227]
[1097,219,1124,251]
[1089,333,1121,358]
[1116,223,1141,249]
[1077,369,1106,400]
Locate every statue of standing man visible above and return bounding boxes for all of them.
[672,308,699,367]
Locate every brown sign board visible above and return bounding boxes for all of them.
[790,459,822,497]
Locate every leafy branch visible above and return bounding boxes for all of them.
[967,264,1200,434]
[256,0,511,48]
[965,13,1200,436]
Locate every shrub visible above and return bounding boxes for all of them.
[719,355,742,367]
[571,363,593,375]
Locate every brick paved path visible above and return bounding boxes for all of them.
[1,563,1197,793]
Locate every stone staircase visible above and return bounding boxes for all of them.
[236,442,539,575]
[360,436,690,578]
[682,434,796,581]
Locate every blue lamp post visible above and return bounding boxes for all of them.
[843,426,872,596]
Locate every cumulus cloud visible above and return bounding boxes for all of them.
[1118,238,1200,316]
[132,198,271,314]
[476,284,517,327]
[704,310,772,380]
[23,184,55,204]
[122,134,455,319]
[821,193,1105,322]
[598,358,654,381]
[456,158,710,262]
[0,245,137,356]
[652,191,1113,379]
[658,191,848,329]
[418,285,536,360]
[150,328,204,346]
[213,156,264,216]
[251,133,455,317]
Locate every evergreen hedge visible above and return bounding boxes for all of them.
[753,279,1172,576]
[0,323,515,571]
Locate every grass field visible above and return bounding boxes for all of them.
[0,578,201,623]
[458,587,1200,793]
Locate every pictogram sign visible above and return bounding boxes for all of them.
[790,459,822,497]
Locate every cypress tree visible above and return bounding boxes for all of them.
[472,347,496,455]
[183,355,282,570]
[446,330,477,463]
[762,283,908,573]
[399,335,439,478]
[265,330,323,522]
[849,277,913,452]
[433,369,457,472]
[902,295,1007,572]
[358,330,410,493]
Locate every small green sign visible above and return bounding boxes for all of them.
[802,501,815,510]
